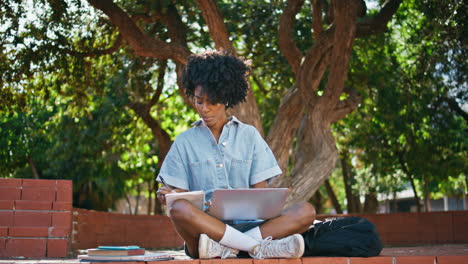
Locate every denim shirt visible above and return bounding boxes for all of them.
[156,116,282,202]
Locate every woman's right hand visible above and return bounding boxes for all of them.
[156,186,174,205]
[156,186,187,205]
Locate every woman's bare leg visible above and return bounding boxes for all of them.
[259,202,316,239]
[169,199,226,258]
[169,200,315,257]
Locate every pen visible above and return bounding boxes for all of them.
[159,176,173,191]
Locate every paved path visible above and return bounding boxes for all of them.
[381,244,468,256]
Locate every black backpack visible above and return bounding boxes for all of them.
[301,217,383,257]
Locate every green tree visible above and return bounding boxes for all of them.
[334,0,467,212]
[1,0,418,210]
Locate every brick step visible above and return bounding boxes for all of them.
[1,255,468,264]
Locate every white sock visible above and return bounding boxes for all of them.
[219,225,260,252]
[244,226,263,241]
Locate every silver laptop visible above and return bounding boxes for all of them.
[207,188,289,220]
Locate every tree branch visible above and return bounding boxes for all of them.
[149,59,167,107]
[87,0,191,64]
[324,0,334,25]
[330,86,362,123]
[299,28,333,96]
[278,0,304,74]
[443,97,468,122]
[320,0,359,118]
[357,0,368,18]
[127,102,172,165]
[63,34,123,58]
[195,0,235,52]
[311,0,323,38]
[161,3,189,48]
[356,0,403,38]
[132,13,161,24]
[268,7,333,177]
[251,74,268,95]
[300,47,332,110]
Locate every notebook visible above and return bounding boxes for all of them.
[165,190,205,216]
[207,188,289,220]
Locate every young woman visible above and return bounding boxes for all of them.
[156,51,315,259]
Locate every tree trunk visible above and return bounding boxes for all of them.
[28,156,40,179]
[463,192,468,211]
[309,190,324,215]
[154,182,164,215]
[324,179,343,214]
[278,0,361,206]
[423,176,432,212]
[286,113,339,206]
[147,181,153,215]
[134,184,141,215]
[266,88,306,178]
[392,190,398,213]
[464,173,468,210]
[465,173,468,198]
[409,175,422,212]
[86,0,402,207]
[398,152,422,212]
[125,194,132,214]
[363,193,379,213]
[340,150,361,213]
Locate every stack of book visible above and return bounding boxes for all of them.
[78,246,173,261]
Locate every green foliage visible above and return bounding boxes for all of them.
[0,98,56,177]
[0,71,138,210]
[332,0,467,209]
[1,0,465,213]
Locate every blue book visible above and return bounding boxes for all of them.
[97,246,141,250]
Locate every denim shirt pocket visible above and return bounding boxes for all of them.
[229,159,252,188]
[189,159,216,190]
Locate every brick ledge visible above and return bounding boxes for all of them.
[0,255,468,264]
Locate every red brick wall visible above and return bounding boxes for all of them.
[317,211,468,246]
[0,179,72,258]
[71,209,468,250]
[3,178,465,256]
[72,208,183,250]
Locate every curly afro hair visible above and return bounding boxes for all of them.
[181,50,251,108]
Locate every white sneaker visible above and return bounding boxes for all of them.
[249,234,304,259]
[198,234,239,259]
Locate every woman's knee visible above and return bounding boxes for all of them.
[169,199,196,224]
[292,202,316,231]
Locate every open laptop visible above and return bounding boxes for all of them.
[206,188,289,220]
